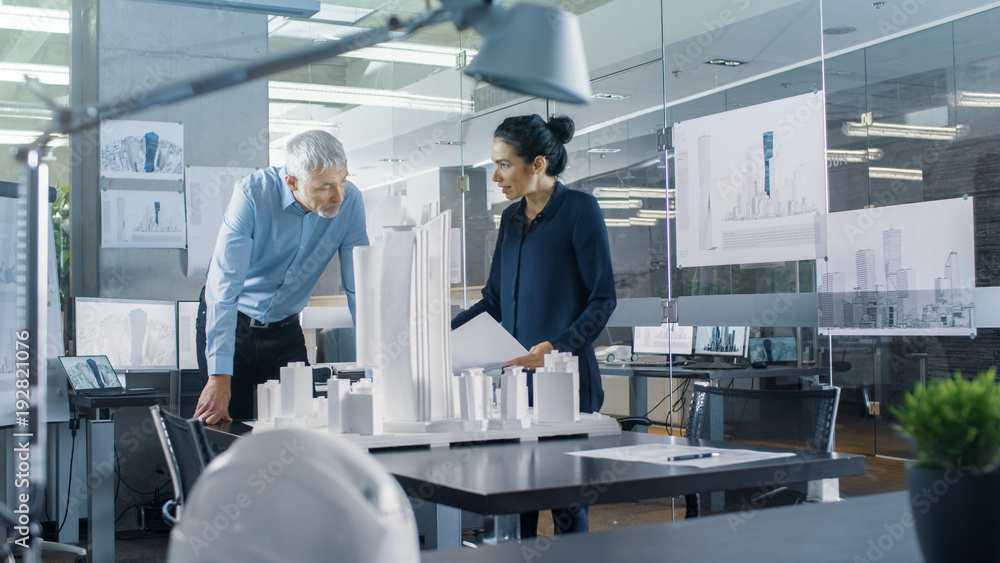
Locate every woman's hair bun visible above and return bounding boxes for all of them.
[547,115,575,145]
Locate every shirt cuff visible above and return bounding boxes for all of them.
[207,357,234,376]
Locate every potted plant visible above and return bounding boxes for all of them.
[890,368,1000,563]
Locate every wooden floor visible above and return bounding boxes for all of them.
[27,425,907,561]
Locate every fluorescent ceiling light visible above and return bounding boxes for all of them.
[587,148,620,154]
[306,4,374,24]
[269,117,340,132]
[826,148,884,164]
[868,167,923,181]
[705,58,746,67]
[629,217,657,226]
[636,209,667,219]
[628,187,666,199]
[269,81,472,113]
[841,121,969,141]
[597,199,642,209]
[593,187,665,199]
[322,39,477,68]
[0,104,53,121]
[0,130,66,146]
[949,91,1000,108]
[592,92,629,100]
[604,218,631,227]
[472,159,492,168]
[593,187,629,198]
[0,63,69,86]
[0,6,69,34]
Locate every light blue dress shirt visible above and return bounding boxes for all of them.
[205,166,368,375]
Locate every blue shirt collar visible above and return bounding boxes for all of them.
[278,167,305,213]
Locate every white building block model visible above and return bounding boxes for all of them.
[257,380,278,423]
[326,377,384,436]
[280,362,314,418]
[534,351,580,423]
[327,378,351,434]
[349,379,384,436]
[459,368,490,432]
[495,367,530,430]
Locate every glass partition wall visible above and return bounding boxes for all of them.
[270,0,1000,482]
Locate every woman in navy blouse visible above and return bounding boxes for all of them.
[452,114,617,535]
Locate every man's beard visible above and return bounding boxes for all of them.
[316,203,340,218]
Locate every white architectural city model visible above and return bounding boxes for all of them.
[251,210,618,444]
[253,351,603,442]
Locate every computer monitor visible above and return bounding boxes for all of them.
[632,323,694,356]
[748,336,797,363]
[75,297,177,371]
[692,326,749,358]
[177,300,200,370]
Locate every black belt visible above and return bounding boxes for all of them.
[237,311,300,330]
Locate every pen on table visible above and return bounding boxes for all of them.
[667,452,720,461]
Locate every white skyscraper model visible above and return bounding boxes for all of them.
[354,210,455,431]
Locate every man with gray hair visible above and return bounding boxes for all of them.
[194,130,368,423]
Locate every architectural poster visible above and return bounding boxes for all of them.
[101,188,186,248]
[100,119,184,180]
[819,197,976,336]
[673,91,826,267]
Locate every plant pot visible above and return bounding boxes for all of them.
[906,463,1000,563]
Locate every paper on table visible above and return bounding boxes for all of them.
[567,444,796,468]
[451,312,528,373]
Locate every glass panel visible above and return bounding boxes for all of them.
[266,4,475,300]
[820,2,1000,493]
[0,0,73,186]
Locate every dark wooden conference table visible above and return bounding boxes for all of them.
[421,491,922,562]
[207,423,864,548]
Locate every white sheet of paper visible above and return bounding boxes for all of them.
[184,166,255,277]
[567,444,796,468]
[451,312,528,373]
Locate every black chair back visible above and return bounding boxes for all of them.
[684,384,840,517]
[150,405,216,523]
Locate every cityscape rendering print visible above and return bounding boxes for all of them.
[673,91,826,268]
[820,197,976,336]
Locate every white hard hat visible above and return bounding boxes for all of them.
[167,428,418,563]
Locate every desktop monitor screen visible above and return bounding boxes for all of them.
[75,297,177,371]
[748,336,797,363]
[693,326,749,357]
[632,323,694,356]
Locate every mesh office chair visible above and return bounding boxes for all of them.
[150,405,217,525]
[684,383,840,518]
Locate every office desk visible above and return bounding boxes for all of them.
[69,392,165,563]
[599,363,830,423]
[371,431,863,547]
[421,491,920,562]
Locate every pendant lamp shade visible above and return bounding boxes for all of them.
[464,3,592,104]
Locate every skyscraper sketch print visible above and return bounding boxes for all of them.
[820,197,976,336]
[101,189,186,248]
[673,92,826,267]
[100,120,184,180]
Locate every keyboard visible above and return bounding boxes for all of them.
[681,362,749,371]
[601,359,693,367]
